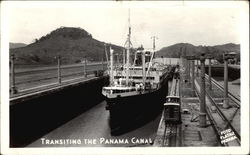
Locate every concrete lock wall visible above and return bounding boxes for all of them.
[10,76,109,147]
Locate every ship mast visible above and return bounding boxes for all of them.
[125,9,132,86]
[141,46,146,86]
[146,36,158,76]
[110,45,114,86]
[152,36,157,52]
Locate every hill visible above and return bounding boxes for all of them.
[10,27,124,65]
[9,42,27,49]
[155,43,240,63]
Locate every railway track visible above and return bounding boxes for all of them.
[162,124,177,146]
[15,70,97,85]
[13,62,107,75]
[169,68,180,96]
[195,78,241,146]
[161,73,180,147]
[10,63,107,94]
[205,74,240,107]
[206,91,241,146]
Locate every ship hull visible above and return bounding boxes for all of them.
[104,78,168,134]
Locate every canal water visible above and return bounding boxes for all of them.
[28,100,162,147]
[28,81,173,147]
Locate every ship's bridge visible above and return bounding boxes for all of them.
[102,86,137,94]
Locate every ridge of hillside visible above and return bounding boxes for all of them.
[156,43,240,63]
[10,27,123,65]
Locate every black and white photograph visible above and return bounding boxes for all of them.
[1,1,249,155]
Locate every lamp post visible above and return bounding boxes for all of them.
[223,53,230,109]
[208,57,212,90]
[10,54,17,94]
[199,53,207,127]
[57,55,61,84]
[191,60,195,92]
[187,60,190,84]
[196,60,199,77]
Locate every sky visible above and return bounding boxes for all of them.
[4,1,246,50]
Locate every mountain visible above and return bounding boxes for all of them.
[155,43,240,63]
[10,27,240,65]
[10,27,124,65]
[213,43,240,52]
[9,42,27,49]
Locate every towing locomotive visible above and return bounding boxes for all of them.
[164,95,181,124]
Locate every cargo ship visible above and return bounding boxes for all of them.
[102,16,172,133]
